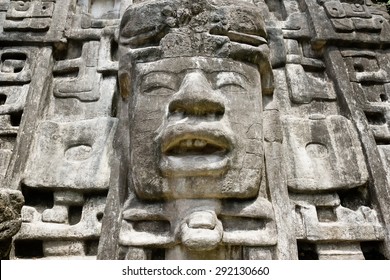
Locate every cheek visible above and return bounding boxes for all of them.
[132,94,171,133]
[225,90,262,130]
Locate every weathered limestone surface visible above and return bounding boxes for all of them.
[0,189,23,259]
[0,0,389,260]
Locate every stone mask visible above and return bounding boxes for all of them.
[130,56,263,199]
[114,0,276,256]
[118,0,273,200]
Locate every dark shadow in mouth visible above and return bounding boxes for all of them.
[168,99,225,120]
[165,138,228,156]
[159,126,234,177]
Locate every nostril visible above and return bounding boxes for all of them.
[168,99,225,120]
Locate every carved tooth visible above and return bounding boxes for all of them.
[194,139,206,148]
[194,139,202,148]
[186,139,193,148]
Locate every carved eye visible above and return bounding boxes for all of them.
[141,73,178,96]
[215,72,247,93]
[217,82,245,92]
[142,82,176,96]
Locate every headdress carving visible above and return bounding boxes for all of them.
[118,0,273,98]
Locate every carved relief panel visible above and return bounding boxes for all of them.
[0,47,38,183]
[1,0,390,260]
[341,50,390,143]
[306,0,390,47]
[98,0,279,260]
[259,0,390,259]
[5,2,119,257]
[0,0,72,42]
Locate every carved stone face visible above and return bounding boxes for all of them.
[129,56,263,200]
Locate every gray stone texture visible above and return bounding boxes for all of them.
[0,0,389,260]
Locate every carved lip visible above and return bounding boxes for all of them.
[159,124,233,177]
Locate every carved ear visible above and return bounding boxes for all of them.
[118,50,134,100]
[119,71,131,100]
[229,43,274,95]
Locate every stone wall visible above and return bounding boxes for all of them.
[0,0,389,260]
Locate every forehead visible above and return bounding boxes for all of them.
[135,57,259,78]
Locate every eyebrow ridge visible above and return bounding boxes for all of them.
[213,71,249,83]
[142,69,249,79]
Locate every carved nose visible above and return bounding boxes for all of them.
[168,71,225,118]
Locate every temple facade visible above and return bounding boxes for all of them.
[0,0,390,260]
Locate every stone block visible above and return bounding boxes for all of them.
[21,206,39,223]
[316,243,365,260]
[296,203,384,242]
[23,117,117,191]
[243,247,273,260]
[42,205,68,224]
[306,0,390,46]
[16,196,105,240]
[53,41,101,102]
[283,115,368,192]
[286,63,337,104]
[54,191,84,206]
[43,240,85,257]
[0,0,72,42]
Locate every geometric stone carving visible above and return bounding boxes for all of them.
[362,107,390,143]
[4,0,55,31]
[1,0,390,261]
[307,0,390,47]
[0,48,32,83]
[294,202,384,242]
[341,49,390,143]
[42,241,86,257]
[97,32,119,73]
[286,63,337,104]
[17,195,105,239]
[283,115,368,192]
[66,1,120,40]
[0,0,72,42]
[0,87,28,182]
[342,50,389,85]
[53,41,102,102]
[46,40,117,121]
[342,50,389,109]
[23,117,117,191]
[47,75,116,122]
[119,196,277,247]
[0,46,39,183]
[15,194,105,259]
[4,0,54,32]
[0,85,29,117]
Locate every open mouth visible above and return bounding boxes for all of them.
[160,129,233,177]
[164,137,228,156]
